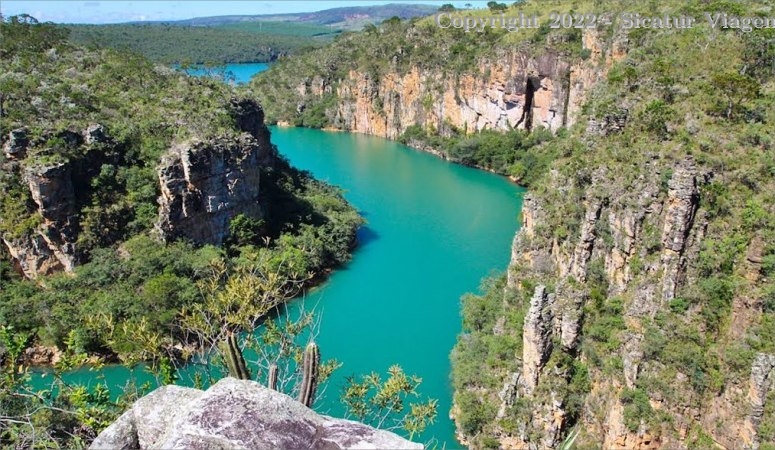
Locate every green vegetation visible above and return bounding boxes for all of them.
[448,0,775,446]
[0,14,364,351]
[450,276,525,443]
[63,4,443,65]
[0,15,387,448]
[251,0,596,129]
[167,4,439,30]
[342,365,438,440]
[67,22,337,64]
[399,125,556,184]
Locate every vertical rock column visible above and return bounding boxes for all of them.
[522,285,555,394]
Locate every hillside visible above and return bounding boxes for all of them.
[250,0,775,448]
[0,16,363,447]
[159,3,440,29]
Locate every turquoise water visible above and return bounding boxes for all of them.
[33,127,524,447]
[270,128,524,446]
[182,62,270,84]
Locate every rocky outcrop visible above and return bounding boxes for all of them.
[2,162,79,278]
[659,157,700,303]
[155,99,275,246]
[334,52,570,140]
[3,127,29,159]
[91,377,421,450]
[522,285,555,394]
[1,98,276,277]
[481,156,733,449]
[155,133,273,246]
[1,123,124,278]
[746,353,775,448]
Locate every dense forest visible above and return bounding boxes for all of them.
[67,22,337,64]
[164,3,439,28]
[3,0,775,447]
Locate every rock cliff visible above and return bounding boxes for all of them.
[1,99,276,277]
[91,377,422,450]
[458,149,775,448]
[284,29,626,144]
[1,126,101,278]
[155,133,273,245]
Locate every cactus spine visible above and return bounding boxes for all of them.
[298,342,320,407]
[220,331,251,380]
[268,363,278,391]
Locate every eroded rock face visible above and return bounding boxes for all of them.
[482,154,734,449]
[333,52,570,141]
[296,29,626,149]
[659,157,699,302]
[90,378,422,450]
[746,353,775,446]
[2,162,79,278]
[155,133,273,245]
[522,285,555,394]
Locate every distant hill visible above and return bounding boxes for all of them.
[139,3,440,30]
[66,3,440,64]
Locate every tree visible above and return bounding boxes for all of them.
[342,365,438,439]
[177,257,307,379]
[487,1,508,12]
[709,71,760,120]
[0,326,141,448]
[438,4,456,12]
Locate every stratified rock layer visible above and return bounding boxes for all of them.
[90,378,422,450]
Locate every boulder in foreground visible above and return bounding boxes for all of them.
[90,377,423,450]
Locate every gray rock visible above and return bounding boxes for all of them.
[3,127,29,159]
[2,162,79,278]
[660,157,700,301]
[497,371,522,419]
[556,282,586,351]
[84,123,109,145]
[522,285,555,394]
[90,378,422,450]
[749,353,775,433]
[155,133,273,245]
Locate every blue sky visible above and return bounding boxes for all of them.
[1,1,471,24]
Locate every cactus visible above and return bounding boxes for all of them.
[220,331,251,380]
[298,341,320,407]
[268,363,278,391]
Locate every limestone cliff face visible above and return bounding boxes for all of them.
[91,377,422,450]
[156,99,274,246]
[478,155,775,449]
[296,29,626,144]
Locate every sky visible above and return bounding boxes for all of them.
[0,0,471,24]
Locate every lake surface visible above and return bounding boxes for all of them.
[182,62,270,84]
[33,128,523,447]
[270,127,524,446]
